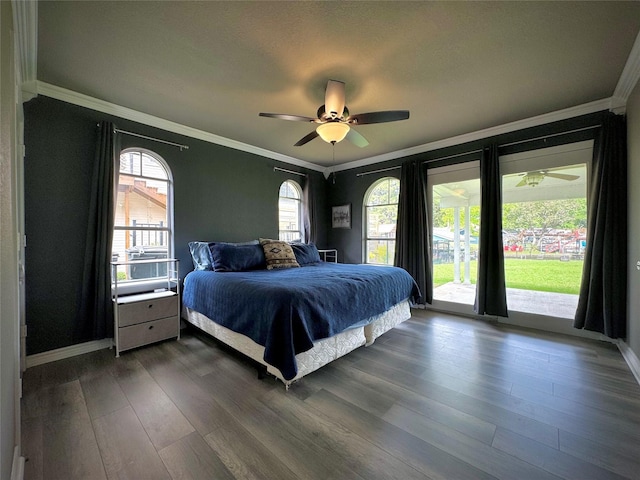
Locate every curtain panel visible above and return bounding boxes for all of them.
[394,159,431,304]
[574,113,627,338]
[474,144,508,317]
[302,174,317,244]
[75,122,120,342]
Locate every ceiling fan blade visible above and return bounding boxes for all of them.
[325,80,346,118]
[515,177,528,187]
[346,128,369,148]
[545,173,580,181]
[347,110,410,125]
[294,130,319,146]
[259,112,317,122]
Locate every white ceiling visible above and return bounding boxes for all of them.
[36,1,640,169]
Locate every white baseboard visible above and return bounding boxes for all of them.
[11,446,24,480]
[618,340,640,386]
[26,338,113,368]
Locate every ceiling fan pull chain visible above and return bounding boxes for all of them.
[332,144,336,184]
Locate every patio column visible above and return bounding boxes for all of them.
[464,205,471,284]
[454,207,460,283]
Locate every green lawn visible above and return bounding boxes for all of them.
[433,258,584,294]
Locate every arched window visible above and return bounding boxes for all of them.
[278,180,303,242]
[364,177,400,265]
[112,149,173,283]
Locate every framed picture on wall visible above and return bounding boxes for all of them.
[332,204,351,229]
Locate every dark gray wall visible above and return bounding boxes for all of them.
[24,96,328,354]
[325,163,401,264]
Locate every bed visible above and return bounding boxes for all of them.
[182,239,419,387]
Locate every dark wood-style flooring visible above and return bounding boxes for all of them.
[21,310,640,480]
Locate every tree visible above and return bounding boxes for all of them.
[502,198,587,249]
[368,178,399,206]
[432,203,480,237]
[367,178,400,237]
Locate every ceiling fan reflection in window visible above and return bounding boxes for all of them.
[516,169,580,187]
[259,80,409,147]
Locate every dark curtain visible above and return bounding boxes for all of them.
[75,122,120,341]
[302,174,318,244]
[474,144,508,317]
[574,113,627,338]
[394,159,432,304]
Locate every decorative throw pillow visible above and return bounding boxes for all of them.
[290,242,321,265]
[209,242,266,272]
[259,238,300,270]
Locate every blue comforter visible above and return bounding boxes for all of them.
[182,262,419,380]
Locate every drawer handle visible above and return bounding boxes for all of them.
[148,325,154,330]
[148,304,153,309]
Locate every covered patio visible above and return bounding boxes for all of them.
[433,282,579,319]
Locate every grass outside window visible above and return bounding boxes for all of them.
[433,258,583,295]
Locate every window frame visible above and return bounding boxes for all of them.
[427,160,481,314]
[278,179,303,242]
[113,148,174,290]
[363,176,400,265]
[498,140,592,328]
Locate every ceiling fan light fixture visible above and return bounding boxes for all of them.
[259,80,408,147]
[316,122,350,144]
[525,172,544,187]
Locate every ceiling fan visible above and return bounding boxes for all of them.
[259,80,409,147]
[516,170,580,187]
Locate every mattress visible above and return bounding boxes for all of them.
[182,262,419,380]
[183,299,411,387]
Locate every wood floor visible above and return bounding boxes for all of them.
[21,309,640,480]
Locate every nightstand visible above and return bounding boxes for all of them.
[318,249,338,263]
[111,258,180,356]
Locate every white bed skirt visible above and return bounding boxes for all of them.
[183,299,411,387]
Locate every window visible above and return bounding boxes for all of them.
[364,177,399,265]
[428,161,481,310]
[278,180,303,242]
[112,149,173,284]
[500,141,590,321]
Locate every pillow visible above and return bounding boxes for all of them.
[188,241,214,271]
[259,238,300,270]
[188,240,259,271]
[209,242,266,272]
[290,242,321,265]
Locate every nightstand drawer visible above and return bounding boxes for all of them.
[118,295,177,327]
[118,316,179,352]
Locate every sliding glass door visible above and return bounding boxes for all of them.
[426,141,592,334]
[500,141,591,330]
[428,161,480,315]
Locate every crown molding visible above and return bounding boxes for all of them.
[35,81,325,173]
[613,29,640,110]
[12,0,37,88]
[329,97,612,174]
[36,82,612,178]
